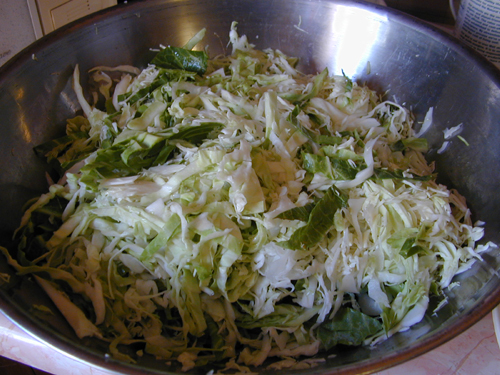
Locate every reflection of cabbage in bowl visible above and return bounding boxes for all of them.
[1,1,500,374]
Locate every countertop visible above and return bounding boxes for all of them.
[0,309,499,375]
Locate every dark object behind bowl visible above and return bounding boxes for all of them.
[1,0,500,374]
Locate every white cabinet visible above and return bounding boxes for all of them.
[27,0,117,38]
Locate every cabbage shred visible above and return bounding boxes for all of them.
[2,23,494,372]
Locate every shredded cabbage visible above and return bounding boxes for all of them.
[2,22,496,373]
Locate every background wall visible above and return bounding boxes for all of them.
[0,1,36,67]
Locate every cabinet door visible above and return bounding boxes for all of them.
[30,0,117,37]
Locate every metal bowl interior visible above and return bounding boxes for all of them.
[1,0,500,374]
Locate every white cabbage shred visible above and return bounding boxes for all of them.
[3,23,495,373]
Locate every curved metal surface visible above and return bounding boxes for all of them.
[1,0,500,374]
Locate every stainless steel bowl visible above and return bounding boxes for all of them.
[1,0,500,374]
